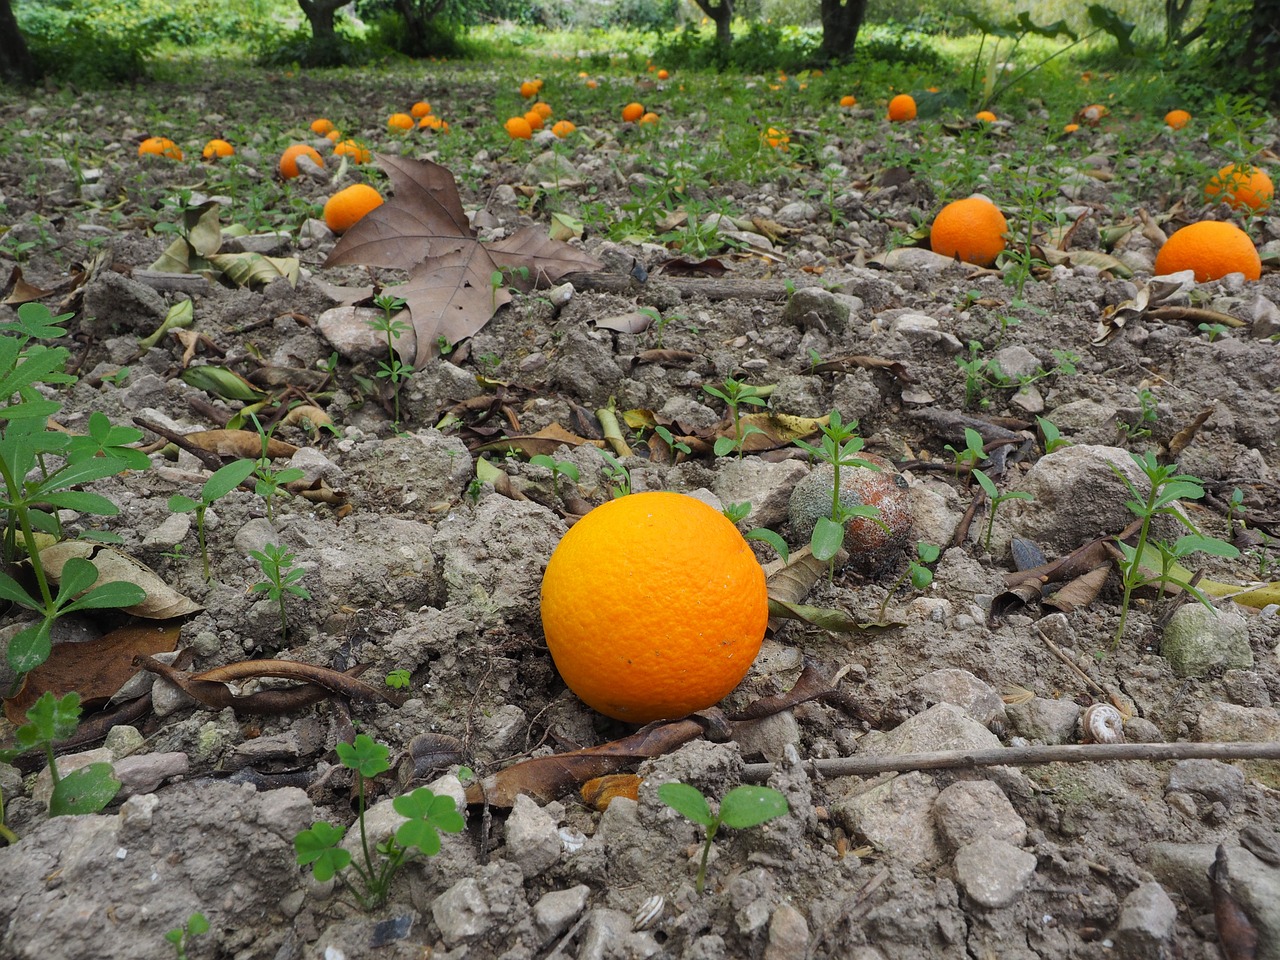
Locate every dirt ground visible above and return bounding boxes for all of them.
[1,67,1279,960]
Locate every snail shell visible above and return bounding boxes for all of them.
[633,895,664,931]
[1081,703,1125,744]
[558,826,587,854]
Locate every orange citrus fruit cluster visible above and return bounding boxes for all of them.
[930,196,1008,267]
[1203,164,1274,212]
[1154,221,1261,281]
[622,102,645,123]
[333,139,371,163]
[540,492,768,723]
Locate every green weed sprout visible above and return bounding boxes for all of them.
[703,377,767,458]
[385,669,411,690]
[595,448,632,498]
[658,783,789,894]
[1036,416,1069,454]
[164,912,209,960]
[653,424,691,457]
[972,469,1033,552]
[530,454,581,499]
[168,459,256,580]
[248,415,304,522]
[793,411,885,570]
[0,692,120,816]
[249,543,310,641]
[294,734,465,910]
[1111,452,1240,643]
[367,294,412,430]
[723,501,789,564]
[877,542,941,622]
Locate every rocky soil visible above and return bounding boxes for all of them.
[1,67,1279,960]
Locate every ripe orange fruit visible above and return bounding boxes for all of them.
[1153,220,1261,281]
[325,129,342,142]
[540,492,768,723]
[551,120,576,138]
[839,94,857,108]
[975,110,997,123]
[310,118,335,136]
[763,126,789,149]
[1203,164,1274,212]
[138,136,182,160]
[887,94,916,122]
[279,143,323,178]
[531,101,553,120]
[639,111,660,125]
[1080,103,1108,124]
[524,110,545,130]
[505,116,533,139]
[621,102,645,123]
[657,69,669,80]
[323,183,384,234]
[520,80,539,98]
[1063,123,1080,133]
[410,101,432,118]
[333,139,371,163]
[201,139,234,160]
[930,196,1008,267]
[586,79,598,89]
[388,112,414,132]
[1164,109,1191,130]
[419,115,447,131]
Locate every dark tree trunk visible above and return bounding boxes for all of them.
[692,0,733,48]
[0,0,36,84]
[819,0,868,62]
[1237,0,1280,95]
[394,0,448,55]
[299,0,347,40]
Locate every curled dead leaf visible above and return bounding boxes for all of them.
[38,542,203,619]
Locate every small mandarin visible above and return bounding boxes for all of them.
[1164,109,1191,130]
[310,118,335,136]
[586,79,598,89]
[325,129,342,142]
[540,491,768,723]
[520,80,539,98]
[975,110,997,123]
[930,196,1008,268]
[551,119,576,137]
[531,101,553,120]
[1063,123,1080,133]
[764,127,789,149]
[657,68,669,79]
[332,139,371,163]
[505,116,533,139]
[410,101,432,118]
[201,139,234,160]
[388,112,414,132]
[621,102,645,123]
[887,94,917,122]
[1203,164,1274,212]
[138,136,183,160]
[279,143,324,178]
[323,183,384,235]
[524,110,545,130]
[1153,220,1261,282]
[839,94,857,107]
[639,112,659,124]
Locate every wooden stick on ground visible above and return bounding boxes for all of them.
[739,740,1280,782]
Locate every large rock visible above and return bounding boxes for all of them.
[953,837,1037,909]
[1161,603,1253,677]
[1113,882,1177,959]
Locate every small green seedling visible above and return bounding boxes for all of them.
[249,543,311,641]
[367,294,412,430]
[1111,452,1240,642]
[168,459,256,580]
[723,502,789,564]
[530,454,581,498]
[971,469,1034,552]
[0,692,121,816]
[385,669,411,690]
[1036,416,1070,454]
[658,783,789,894]
[1198,322,1229,342]
[248,414,304,522]
[877,541,941,621]
[164,911,209,960]
[596,448,632,498]
[793,411,885,572]
[653,424,691,457]
[294,734,465,909]
[703,377,767,458]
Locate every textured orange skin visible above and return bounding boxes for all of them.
[540,492,769,723]
[139,137,182,160]
[1164,110,1191,130]
[310,118,335,135]
[930,197,1009,268]
[887,94,916,122]
[388,113,414,131]
[622,102,645,123]
[323,184,383,234]
[411,102,432,118]
[1204,164,1274,212]
[333,139,370,163]
[279,144,323,179]
[505,117,533,139]
[1154,221,1261,282]
[202,139,234,160]
[551,120,576,138]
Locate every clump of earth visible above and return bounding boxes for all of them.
[1,67,1279,960]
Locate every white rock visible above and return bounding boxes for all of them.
[953,836,1037,908]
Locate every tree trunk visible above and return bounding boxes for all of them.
[299,0,347,41]
[0,0,36,84]
[692,0,733,47]
[394,0,448,56]
[1237,0,1280,95]
[819,0,868,63]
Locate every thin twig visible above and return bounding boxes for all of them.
[1035,626,1124,709]
[740,741,1280,782]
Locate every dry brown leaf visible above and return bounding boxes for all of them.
[812,354,916,383]
[387,242,510,364]
[594,311,654,334]
[486,226,604,292]
[1043,564,1110,613]
[38,542,203,619]
[1168,407,1215,458]
[3,622,181,723]
[184,429,299,459]
[658,257,729,278]
[471,423,603,458]
[135,655,378,715]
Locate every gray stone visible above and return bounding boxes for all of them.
[711,457,808,531]
[1006,697,1082,744]
[220,232,290,255]
[953,836,1037,908]
[103,725,145,757]
[505,793,562,878]
[1004,444,1150,553]
[732,711,801,763]
[317,305,416,363]
[992,345,1040,381]
[1143,842,1217,909]
[233,517,278,558]
[1224,669,1272,707]
[1196,702,1280,782]
[862,702,1003,756]
[1166,759,1246,812]
[833,771,940,866]
[781,287,850,336]
[906,480,963,549]
[430,862,529,949]
[891,312,964,353]
[140,512,190,549]
[1214,845,1280,959]
[112,752,189,797]
[763,903,809,960]
[905,668,1005,725]
[933,780,1027,850]
[1161,603,1253,677]
[287,446,344,488]
[81,269,168,336]
[1114,882,1177,959]
[533,885,590,938]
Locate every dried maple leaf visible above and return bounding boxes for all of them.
[324,155,602,368]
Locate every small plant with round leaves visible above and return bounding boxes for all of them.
[168,459,256,581]
[658,783,789,894]
[165,912,209,960]
[385,669,412,690]
[877,541,941,622]
[0,692,121,816]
